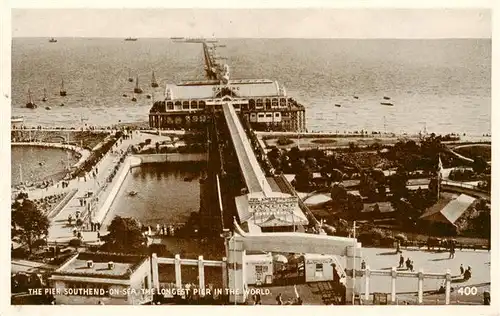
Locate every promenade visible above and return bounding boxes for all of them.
[44,131,171,243]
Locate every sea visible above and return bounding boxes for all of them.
[11,38,491,135]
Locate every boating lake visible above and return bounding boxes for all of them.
[101,162,205,228]
[11,145,79,186]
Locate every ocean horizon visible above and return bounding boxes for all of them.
[11,37,491,135]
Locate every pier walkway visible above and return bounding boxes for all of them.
[222,103,272,194]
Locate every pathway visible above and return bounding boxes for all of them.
[352,247,490,295]
[46,131,170,243]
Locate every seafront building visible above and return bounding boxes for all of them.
[149,79,306,132]
[49,252,153,305]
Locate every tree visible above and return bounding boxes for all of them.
[388,169,409,199]
[101,216,147,254]
[472,156,488,174]
[347,193,364,215]
[359,173,377,200]
[428,176,441,199]
[331,183,348,210]
[11,200,50,254]
[295,167,313,192]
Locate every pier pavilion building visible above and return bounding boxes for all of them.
[149,78,306,132]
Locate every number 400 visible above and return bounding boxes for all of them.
[457,286,478,296]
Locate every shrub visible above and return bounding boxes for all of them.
[358,228,387,246]
[277,137,294,146]
[69,238,82,249]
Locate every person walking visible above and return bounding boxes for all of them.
[276,293,283,305]
[399,254,404,268]
[460,264,464,275]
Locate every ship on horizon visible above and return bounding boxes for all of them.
[125,37,138,41]
[49,38,57,43]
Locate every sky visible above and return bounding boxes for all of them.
[11,8,491,39]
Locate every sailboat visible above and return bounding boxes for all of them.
[151,71,159,88]
[60,79,67,96]
[49,38,57,43]
[26,89,37,109]
[42,88,48,102]
[128,69,133,82]
[134,76,143,94]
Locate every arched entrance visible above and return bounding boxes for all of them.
[226,221,362,304]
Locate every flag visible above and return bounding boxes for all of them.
[437,154,443,179]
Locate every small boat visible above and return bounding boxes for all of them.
[128,191,138,196]
[60,103,65,107]
[335,104,341,108]
[131,92,137,102]
[11,116,24,124]
[353,95,359,99]
[127,69,133,82]
[60,79,67,96]
[49,38,57,43]
[45,106,51,110]
[42,88,48,102]
[134,76,143,94]
[38,162,44,166]
[383,96,391,100]
[26,89,37,109]
[123,94,128,97]
[151,71,159,88]
[381,102,394,106]
[125,37,138,41]
[146,94,151,99]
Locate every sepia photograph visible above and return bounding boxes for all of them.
[5,4,494,309]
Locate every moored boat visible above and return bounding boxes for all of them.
[335,104,341,108]
[151,71,159,88]
[60,79,67,96]
[11,116,24,124]
[381,102,394,106]
[26,89,37,109]
[134,76,143,94]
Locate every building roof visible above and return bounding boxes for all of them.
[420,194,476,225]
[166,79,281,100]
[235,194,309,230]
[52,252,148,280]
[303,253,336,261]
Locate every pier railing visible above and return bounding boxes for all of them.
[360,266,453,305]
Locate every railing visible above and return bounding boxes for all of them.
[47,188,79,219]
[153,254,228,297]
[361,266,453,305]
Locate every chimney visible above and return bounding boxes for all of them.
[86,260,94,268]
[108,261,115,270]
